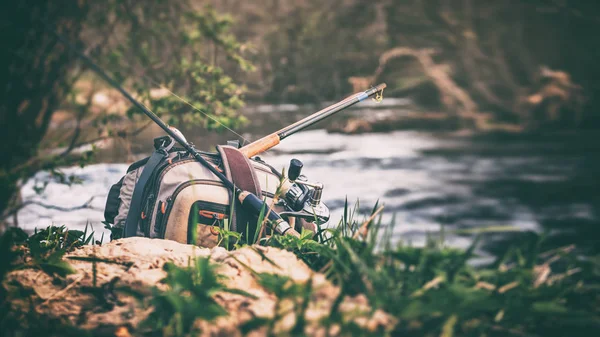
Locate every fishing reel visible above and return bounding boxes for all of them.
[277,159,330,228]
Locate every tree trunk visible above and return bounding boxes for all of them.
[0,1,87,224]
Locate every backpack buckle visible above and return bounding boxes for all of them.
[226,140,241,149]
[153,136,175,152]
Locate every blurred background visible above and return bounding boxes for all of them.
[2,0,599,258]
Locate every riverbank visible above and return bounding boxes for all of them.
[1,222,598,336]
[16,128,600,260]
[2,236,392,336]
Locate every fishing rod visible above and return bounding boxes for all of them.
[239,84,386,158]
[50,28,386,239]
[50,31,303,238]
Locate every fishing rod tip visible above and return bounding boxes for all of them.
[375,83,387,91]
[364,83,387,98]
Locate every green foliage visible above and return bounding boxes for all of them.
[241,272,314,336]
[104,2,252,132]
[0,226,93,337]
[211,183,284,250]
[215,225,243,250]
[28,224,95,252]
[141,257,256,336]
[0,228,28,295]
[1,1,254,221]
[263,201,600,337]
[266,229,334,272]
[162,196,600,336]
[103,221,123,241]
[257,0,383,102]
[0,224,95,280]
[23,224,97,277]
[1,199,599,336]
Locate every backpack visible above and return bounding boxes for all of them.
[103,136,285,247]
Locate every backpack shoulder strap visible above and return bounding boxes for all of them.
[217,145,262,237]
[123,148,168,237]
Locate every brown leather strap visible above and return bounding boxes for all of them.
[216,145,262,237]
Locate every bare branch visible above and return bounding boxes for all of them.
[61,87,96,157]
[2,196,103,222]
[67,119,154,153]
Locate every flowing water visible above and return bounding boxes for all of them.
[16,102,600,257]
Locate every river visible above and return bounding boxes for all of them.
[16,101,600,258]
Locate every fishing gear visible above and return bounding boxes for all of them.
[51,29,386,241]
[239,83,386,158]
[51,31,300,238]
[239,85,385,226]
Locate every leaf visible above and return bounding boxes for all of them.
[494,309,505,322]
[240,317,270,334]
[250,247,281,270]
[532,301,568,314]
[38,260,76,277]
[440,314,458,337]
[222,287,258,299]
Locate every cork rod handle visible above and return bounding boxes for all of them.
[239,133,280,158]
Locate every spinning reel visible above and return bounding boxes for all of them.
[53,20,383,238]
[277,158,330,227]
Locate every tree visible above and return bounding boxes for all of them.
[377,0,600,129]
[211,0,387,103]
[0,0,252,226]
[0,1,87,224]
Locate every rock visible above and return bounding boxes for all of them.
[3,237,394,336]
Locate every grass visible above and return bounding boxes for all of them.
[137,257,257,336]
[209,199,600,337]
[1,201,599,336]
[3,224,97,277]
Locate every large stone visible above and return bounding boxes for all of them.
[4,237,393,336]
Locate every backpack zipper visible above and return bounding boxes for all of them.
[154,196,172,235]
[141,193,154,236]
